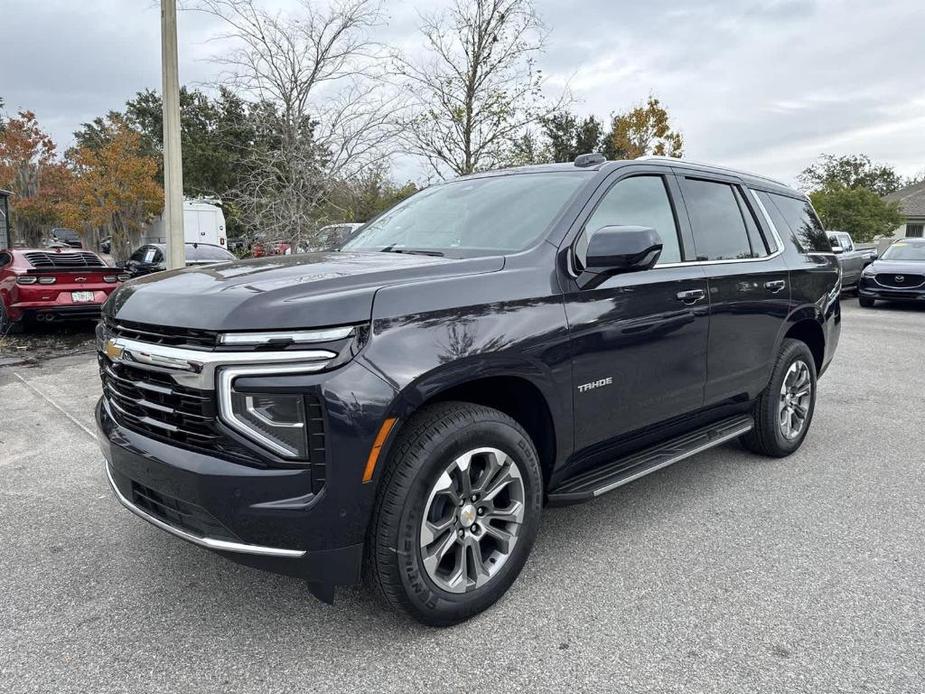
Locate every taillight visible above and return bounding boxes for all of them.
[16,276,37,285]
[117,273,131,282]
[38,276,57,285]
[104,275,117,283]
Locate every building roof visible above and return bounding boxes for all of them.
[884,180,925,218]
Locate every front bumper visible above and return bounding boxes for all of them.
[858,277,925,302]
[96,353,398,585]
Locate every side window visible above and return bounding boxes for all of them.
[0,252,11,267]
[765,193,831,253]
[840,233,854,252]
[681,178,755,261]
[732,187,772,256]
[577,175,682,267]
[130,247,148,262]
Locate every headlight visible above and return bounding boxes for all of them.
[218,365,315,459]
[228,391,308,458]
[862,266,876,277]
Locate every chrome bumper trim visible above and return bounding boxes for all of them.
[104,462,307,559]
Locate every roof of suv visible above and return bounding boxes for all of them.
[458,156,799,197]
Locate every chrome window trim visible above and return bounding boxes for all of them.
[566,185,788,278]
[105,462,306,558]
[217,363,323,458]
[98,332,334,390]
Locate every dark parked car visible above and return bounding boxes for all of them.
[51,228,83,249]
[826,230,874,289]
[96,155,840,625]
[125,242,236,277]
[857,237,925,307]
[0,248,126,332]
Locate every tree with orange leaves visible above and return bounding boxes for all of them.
[0,111,73,247]
[61,117,163,263]
[604,96,684,160]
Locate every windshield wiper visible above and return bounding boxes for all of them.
[380,246,445,257]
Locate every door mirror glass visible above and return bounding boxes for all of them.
[577,225,663,289]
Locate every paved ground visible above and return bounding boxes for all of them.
[1,297,924,693]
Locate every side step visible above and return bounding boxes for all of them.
[548,415,754,505]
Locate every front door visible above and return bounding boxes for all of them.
[563,170,710,454]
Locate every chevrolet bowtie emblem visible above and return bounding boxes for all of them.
[104,339,124,361]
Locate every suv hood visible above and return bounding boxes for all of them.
[866,259,925,276]
[105,251,505,331]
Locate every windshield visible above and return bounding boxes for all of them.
[342,171,590,255]
[881,241,925,261]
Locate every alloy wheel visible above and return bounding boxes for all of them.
[778,359,812,440]
[419,447,526,594]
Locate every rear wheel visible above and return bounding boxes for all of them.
[741,339,817,457]
[364,402,543,626]
[858,296,876,308]
[0,302,23,335]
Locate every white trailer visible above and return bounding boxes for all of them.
[144,199,227,248]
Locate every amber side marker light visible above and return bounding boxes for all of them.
[363,417,397,483]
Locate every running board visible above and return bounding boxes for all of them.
[548,415,754,505]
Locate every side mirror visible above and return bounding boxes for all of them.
[830,242,843,254]
[577,226,663,289]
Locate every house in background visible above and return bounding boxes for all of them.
[884,180,925,239]
[0,189,10,249]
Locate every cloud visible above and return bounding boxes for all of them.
[1,0,922,182]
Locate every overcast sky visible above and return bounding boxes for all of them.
[2,0,923,186]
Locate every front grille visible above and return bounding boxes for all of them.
[25,251,105,268]
[131,480,238,541]
[100,353,225,449]
[105,317,219,350]
[876,273,925,288]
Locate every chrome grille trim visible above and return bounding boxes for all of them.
[97,323,335,390]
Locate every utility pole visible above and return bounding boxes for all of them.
[161,0,185,270]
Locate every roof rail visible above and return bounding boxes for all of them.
[635,155,792,189]
[574,152,606,168]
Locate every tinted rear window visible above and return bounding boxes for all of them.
[763,193,831,253]
[682,178,756,261]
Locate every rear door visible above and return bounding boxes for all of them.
[674,172,791,405]
[564,167,709,452]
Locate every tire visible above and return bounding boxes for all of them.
[741,338,817,458]
[0,302,23,336]
[858,296,875,308]
[364,401,543,626]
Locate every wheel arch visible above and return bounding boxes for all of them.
[386,361,568,491]
[779,310,826,372]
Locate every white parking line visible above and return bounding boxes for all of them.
[12,372,98,441]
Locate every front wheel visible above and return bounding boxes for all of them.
[858,295,876,308]
[741,339,817,457]
[364,402,543,626]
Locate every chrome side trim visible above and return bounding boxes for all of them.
[99,334,335,390]
[591,421,753,498]
[105,462,306,558]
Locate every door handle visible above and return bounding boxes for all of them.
[676,289,705,304]
[764,280,786,293]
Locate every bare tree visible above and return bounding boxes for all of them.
[192,0,402,246]
[396,0,565,178]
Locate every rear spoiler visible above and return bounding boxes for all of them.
[25,266,125,274]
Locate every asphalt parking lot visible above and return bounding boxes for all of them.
[1,297,924,693]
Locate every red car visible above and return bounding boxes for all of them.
[0,248,128,333]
